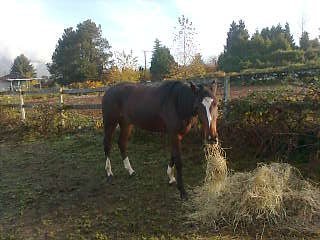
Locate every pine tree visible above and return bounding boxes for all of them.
[10,54,36,78]
[300,31,311,51]
[150,39,175,81]
[48,19,112,85]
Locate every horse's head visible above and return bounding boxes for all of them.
[190,81,219,144]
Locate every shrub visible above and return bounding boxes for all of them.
[220,86,320,160]
[27,104,59,136]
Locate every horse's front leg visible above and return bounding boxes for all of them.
[171,134,187,200]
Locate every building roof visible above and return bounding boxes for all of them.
[0,73,19,81]
[0,74,10,82]
[0,74,43,82]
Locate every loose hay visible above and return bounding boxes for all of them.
[203,143,228,192]
[189,158,320,234]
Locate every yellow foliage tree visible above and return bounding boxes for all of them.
[106,66,140,83]
[168,53,207,80]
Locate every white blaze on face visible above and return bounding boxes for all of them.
[167,165,176,184]
[105,157,113,176]
[202,97,214,127]
[123,157,135,175]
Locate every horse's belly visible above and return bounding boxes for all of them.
[130,115,166,132]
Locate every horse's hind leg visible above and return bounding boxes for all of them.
[103,121,117,182]
[118,122,135,176]
[167,154,176,185]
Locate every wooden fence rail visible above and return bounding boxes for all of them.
[0,78,227,122]
[0,86,110,96]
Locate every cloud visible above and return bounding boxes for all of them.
[0,56,11,75]
[174,0,320,59]
[99,0,176,66]
[0,0,63,75]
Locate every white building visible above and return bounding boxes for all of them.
[0,75,11,91]
[0,75,45,92]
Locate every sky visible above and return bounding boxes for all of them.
[0,0,319,76]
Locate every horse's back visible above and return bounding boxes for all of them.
[102,83,154,121]
[102,82,179,130]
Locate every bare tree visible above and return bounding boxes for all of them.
[113,50,138,70]
[173,15,198,67]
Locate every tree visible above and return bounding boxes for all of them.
[150,39,175,81]
[284,22,296,49]
[188,53,206,77]
[270,34,291,51]
[299,33,320,62]
[310,38,320,49]
[10,54,36,78]
[248,31,271,67]
[169,53,206,80]
[107,66,140,83]
[173,15,198,67]
[218,21,302,71]
[225,20,250,58]
[299,31,311,51]
[114,50,138,70]
[218,20,250,72]
[48,19,112,85]
[106,50,140,83]
[138,66,151,81]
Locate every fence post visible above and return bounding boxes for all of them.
[223,76,230,115]
[59,87,65,128]
[224,76,230,104]
[19,88,26,122]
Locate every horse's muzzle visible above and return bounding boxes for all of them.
[205,135,219,145]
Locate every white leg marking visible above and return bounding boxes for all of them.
[123,157,135,175]
[167,165,176,184]
[105,157,113,176]
[202,97,213,128]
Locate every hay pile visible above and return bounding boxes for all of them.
[203,143,228,192]
[189,144,320,234]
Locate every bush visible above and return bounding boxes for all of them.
[0,103,103,140]
[27,104,59,136]
[0,106,21,132]
[269,50,304,66]
[305,49,320,62]
[220,86,320,160]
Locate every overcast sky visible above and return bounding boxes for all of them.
[0,0,319,75]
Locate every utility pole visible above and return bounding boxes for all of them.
[301,15,305,35]
[144,50,147,80]
[142,50,151,81]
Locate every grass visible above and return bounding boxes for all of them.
[1,129,318,239]
[1,130,247,240]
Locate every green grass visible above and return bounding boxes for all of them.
[1,130,318,239]
[0,130,231,240]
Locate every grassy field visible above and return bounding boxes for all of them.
[1,129,318,240]
[1,129,247,240]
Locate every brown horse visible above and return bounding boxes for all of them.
[102,80,218,199]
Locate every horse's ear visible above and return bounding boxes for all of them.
[211,80,217,95]
[190,82,197,94]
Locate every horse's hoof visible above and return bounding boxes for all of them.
[106,175,113,184]
[168,179,176,186]
[129,171,136,177]
[180,191,189,200]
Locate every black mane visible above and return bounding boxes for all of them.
[159,81,196,120]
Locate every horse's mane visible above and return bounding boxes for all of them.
[160,81,196,120]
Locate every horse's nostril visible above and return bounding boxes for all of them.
[209,136,218,145]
